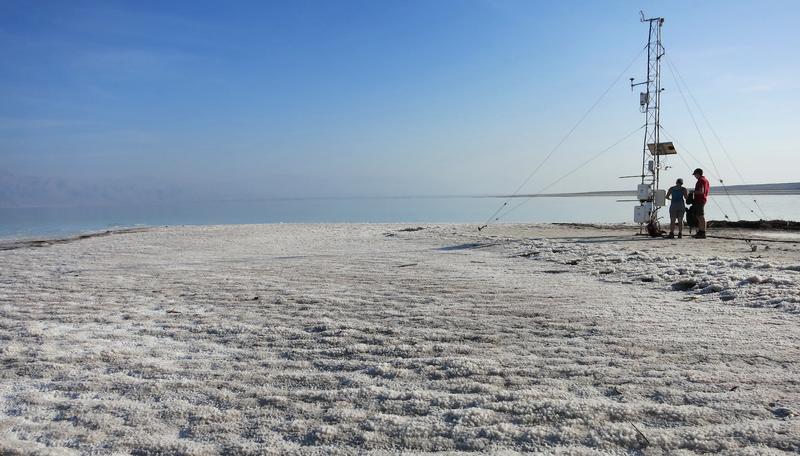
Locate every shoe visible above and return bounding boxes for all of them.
[693,231,706,239]
[678,233,682,239]
[667,233,675,239]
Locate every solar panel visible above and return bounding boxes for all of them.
[647,142,677,155]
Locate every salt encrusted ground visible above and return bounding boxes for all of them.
[0,223,798,455]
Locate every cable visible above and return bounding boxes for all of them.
[665,54,768,219]
[480,45,648,229]
[666,54,766,219]
[752,199,769,220]
[664,55,741,220]
[492,125,645,223]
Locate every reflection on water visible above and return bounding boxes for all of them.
[1,195,799,240]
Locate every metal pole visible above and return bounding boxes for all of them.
[630,13,666,234]
[654,18,664,200]
[638,15,664,230]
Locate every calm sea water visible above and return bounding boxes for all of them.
[1,195,798,240]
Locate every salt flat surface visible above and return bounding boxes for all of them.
[0,223,798,455]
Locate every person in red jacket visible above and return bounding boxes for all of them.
[692,168,711,239]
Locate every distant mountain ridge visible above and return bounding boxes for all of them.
[0,170,186,208]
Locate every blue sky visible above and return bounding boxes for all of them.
[1,0,798,201]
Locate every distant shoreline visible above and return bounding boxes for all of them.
[488,182,800,198]
[495,189,800,198]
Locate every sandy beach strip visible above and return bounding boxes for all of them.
[1,223,798,454]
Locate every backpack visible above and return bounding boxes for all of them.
[686,205,698,228]
[646,220,661,237]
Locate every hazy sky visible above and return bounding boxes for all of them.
[1,0,798,200]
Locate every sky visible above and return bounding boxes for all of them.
[1,0,799,204]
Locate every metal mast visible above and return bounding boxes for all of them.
[630,12,674,232]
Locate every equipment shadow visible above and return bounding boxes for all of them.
[438,242,501,251]
[546,235,662,244]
